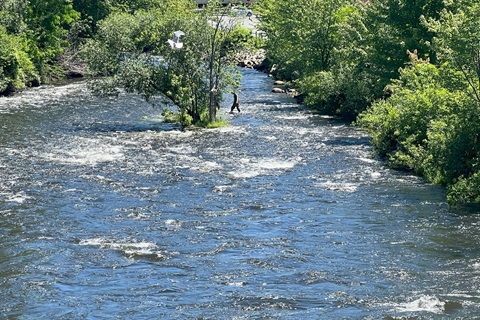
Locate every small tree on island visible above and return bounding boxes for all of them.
[81,0,242,127]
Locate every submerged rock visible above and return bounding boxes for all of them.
[272,87,285,93]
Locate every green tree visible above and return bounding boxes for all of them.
[357,51,480,205]
[273,0,447,119]
[258,0,349,80]
[0,0,28,34]
[428,1,480,105]
[258,0,374,118]
[0,26,37,93]
[23,0,79,78]
[71,0,170,36]
[364,0,444,90]
[425,1,480,204]
[72,0,110,35]
[296,3,373,119]
[0,0,39,93]
[82,0,242,126]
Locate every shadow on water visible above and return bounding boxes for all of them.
[321,136,371,147]
[449,203,480,216]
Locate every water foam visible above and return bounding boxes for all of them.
[79,238,169,259]
[5,192,31,203]
[164,219,182,230]
[392,295,445,314]
[45,136,124,165]
[275,114,311,120]
[318,181,358,193]
[0,82,88,113]
[227,157,297,179]
[211,126,248,134]
[189,160,222,173]
[252,158,297,170]
[166,145,196,154]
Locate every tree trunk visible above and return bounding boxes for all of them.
[209,89,216,123]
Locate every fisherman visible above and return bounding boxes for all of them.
[230,92,240,113]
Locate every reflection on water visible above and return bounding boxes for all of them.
[1,69,480,319]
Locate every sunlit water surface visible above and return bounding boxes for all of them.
[1,69,480,319]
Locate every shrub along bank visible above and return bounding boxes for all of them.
[257,0,480,205]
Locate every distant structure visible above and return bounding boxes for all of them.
[167,31,185,49]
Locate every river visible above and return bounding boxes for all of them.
[1,69,480,319]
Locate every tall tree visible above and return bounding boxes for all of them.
[259,0,349,80]
[72,0,110,35]
[0,0,28,34]
[259,0,374,117]
[364,0,445,93]
[429,1,480,104]
[23,0,79,78]
[0,26,36,93]
[71,0,170,35]
[82,0,242,126]
[0,0,78,92]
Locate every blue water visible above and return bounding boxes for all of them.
[1,69,479,319]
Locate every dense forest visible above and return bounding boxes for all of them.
[1,0,479,205]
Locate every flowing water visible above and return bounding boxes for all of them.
[1,69,480,319]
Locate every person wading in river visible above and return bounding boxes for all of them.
[230,92,240,113]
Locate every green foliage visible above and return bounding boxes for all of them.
[72,0,110,35]
[258,0,349,80]
[0,26,37,92]
[260,0,372,118]
[206,119,229,128]
[358,0,480,205]
[24,0,80,76]
[364,0,444,90]
[428,2,480,104]
[0,0,79,92]
[448,172,480,205]
[81,0,242,126]
[161,109,179,123]
[298,70,372,120]
[0,0,28,34]
[258,0,447,118]
[318,3,377,119]
[72,0,185,36]
[357,56,480,205]
[81,11,144,77]
[223,26,257,50]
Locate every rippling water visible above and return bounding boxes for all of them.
[1,69,480,319]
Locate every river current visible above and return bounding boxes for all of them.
[1,69,480,319]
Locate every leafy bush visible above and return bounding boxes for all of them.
[0,26,37,93]
[358,57,480,204]
[298,63,374,120]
